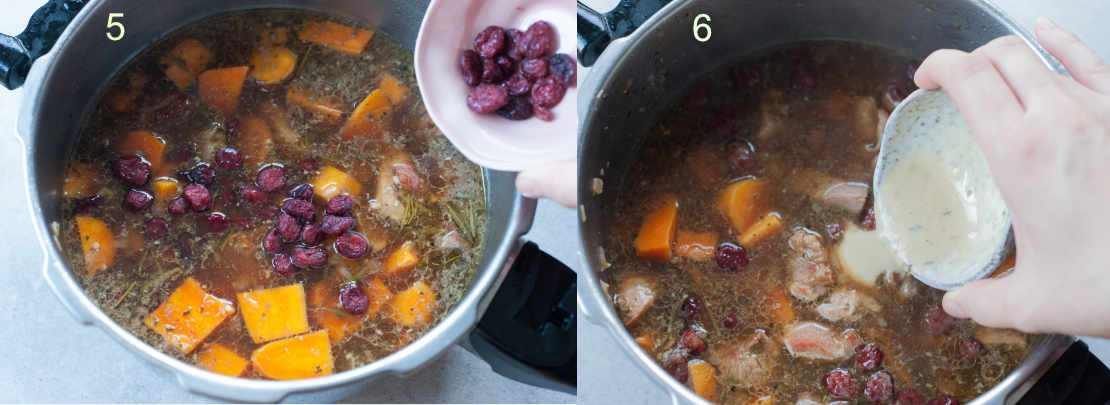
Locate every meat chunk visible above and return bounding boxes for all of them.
[707,330,775,389]
[259,102,305,155]
[787,229,835,301]
[372,152,412,223]
[614,275,656,327]
[790,169,869,215]
[194,125,226,162]
[789,228,827,263]
[974,326,1027,349]
[812,93,880,143]
[755,90,788,141]
[817,288,881,322]
[783,322,862,361]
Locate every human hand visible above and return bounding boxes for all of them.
[913,17,1110,337]
[515,159,577,209]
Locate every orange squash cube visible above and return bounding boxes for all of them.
[250,330,333,380]
[237,284,309,344]
[144,277,236,354]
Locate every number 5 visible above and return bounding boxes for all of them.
[693,13,711,42]
[107,13,125,41]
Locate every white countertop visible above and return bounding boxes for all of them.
[576,0,1110,404]
[0,1,577,402]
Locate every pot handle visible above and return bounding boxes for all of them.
[1,0,87,90]
[576,0,673,67]
[1017,340,1110,404]
[465,242,576,394]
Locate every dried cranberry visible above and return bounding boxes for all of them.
[282,198,315,221]
[291,246,327,268]
[215,148,243,169]
[857,343,884,372]
[522,21,554,59]
[924,305,955,335]
[145,218,169,239]
[731,66,761,87]
[459,49,482,87]
[724,313,740,329]
[896,391,926,405]
[504,72,533,97]
[481,57,506,84]
[286,184,312,201]
[860,208,877,230]
[167,197,189,215]
[339,281,370,315]
[74,195,103,214]
[188,163,215,185]
[826,223,845,241]
[300,157,318,173]
[326,194,354,215]
[182,184,212,212]
[823,369,858,399]
[272,253,295,277]
[957,338,983,361]
[864,371,895,404]
[276,213,301,242]
[926,396,959,405]
[662,350,690,383]
[496,97,534,121]
[531,76,566,108]
[114,156,151,186]
[715,242,748,270]
[521,58,549,79]
[533,104,554,121]
[679,328,706,354]
[394,162,426,193]
[123,189,154,212]
[547,54,577,87]
[262,228,282,253]
[505,28,526,61]
[727,141,757,172]
[300,223,323,246]
[256,165,287,193]
[466,83,509,113]
[496,56,514,72]
[791,65,817,92]
[906,61,920,82]
[321,215,355,235]
[682,297,703,321]
[473,26,506,58]
[206,212,229,233]
[239,184,266,204]
[886,83,908,105]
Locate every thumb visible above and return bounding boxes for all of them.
[515,160,578,209]
[942,272,1030,330]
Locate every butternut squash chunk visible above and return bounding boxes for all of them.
[739,212,783,247]
[378,73,409,105]
[237,284,309,344]
[117,130,166,175]
[237,116,274,170]
[198,66,249,117]
[76,216,115,276]
[152,177,182,201]
[106,73,151,112]
[390,280,436,328]
[687,359,719,402]
[675,230,717,261]
[298,21,374,55]
[634,194,679,261]
[718,178,771,234]
[196,343,249,377]
[160,39,213,90]
[250,330,333,380]
[384,241,420,276]
[312,165,362,201]
[339,89,391,139]
[144,277,236,354]
[249,46,297,84]
[62,163,100,199]
[286,88,344,121]
[634,334,654,351]
[308,277,392,342]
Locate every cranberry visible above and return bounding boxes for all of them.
[466,83,509,113]
[826,223,845,241]
[145,218,169,239]
[326,195,354,215]
[167,197,189,215]
[860,208,877,230]
[823,369,858,399]
[114,156,151,186]
[272,253,295,277]
[926,396,959,405]
[679,328,706,354]
[857,343,884,372]
[547,54,576,87]
[459,49,482,87]
[531,77,566,108]
[74,195,103,214]
[276,213,301,242]
[473,26,506,58]
[791,65,816,92]
[182,184,212,212]
[262,228,282,253]
[291,246,327,268]
[723,313,740,329]
[282,198,315,221]
[393,163,426,192]
[731,66,761,87]
[321,215,355,235]
[188,163,215,185]
[495,55,514,72]
[533,104,554,121]
[300,223,323,245]
[504,72,533,97]
[206,212,229,233]
[896,391,926,405]
[715,242,748,270]
[682,297,703,321]
[522,21,554,59]
[924,305,955,335]
[123,189,154,212]
[480,57,506,84]
[864,371,895,404]
[727,141,757,172]
[957,338,983,361]
[886,83,908,105]
[906,61,920,82]
[239,184,266,204]
[256,165,287,193]
[496,97,534,121]
[505,28,526,61]
[215,148,243,169]
[662,350,690,383]
[300,157,318,173]
[339,281,370,315]
[521,58,549,79]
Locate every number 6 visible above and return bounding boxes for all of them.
[693,13,711,42]
[107,13,125,41]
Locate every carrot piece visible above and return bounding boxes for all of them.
[196,343,249,377]
[634,334,654,351]
[117,130,166,174]
[298,21,374,55]
[198,66,249,117]
[378,73,409,105]
[339,89,391,139]
[687,359,719,402]
[249,46,297,84]
[389,280,437,328]
[312,165,363,201]
[144,277,236,354]
[160,39,213,90]
[62,163,100,199]
[152,177,182,201]
[739,212,784,247]
[75,216,116,276]
[286,88,344,121]
[675,230,717,261]
[718,177,771,234]
[250,330,334,380]
[237,116,274,170]
[384,241,420,276]
[634,194,679,261]
[237,284,310,344]
[763,287,795,326]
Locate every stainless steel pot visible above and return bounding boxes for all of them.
[576,0,1083,404]
[5,0,574,401]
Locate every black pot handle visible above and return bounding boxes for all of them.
[1018,340,1110,404]
[576,0,674,67]
[467,242,576,394]
[1,0,87,90]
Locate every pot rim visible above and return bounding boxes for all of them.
[576,0,1074,404]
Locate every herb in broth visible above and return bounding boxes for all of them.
[57,10,485,379]
[604,42,1034,403]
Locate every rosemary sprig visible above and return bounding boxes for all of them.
[322,307,352,319]
[113,282,137,309]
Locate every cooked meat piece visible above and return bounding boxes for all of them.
[707,329,775,389]
[194,125,226,162]
[812,93,880,143]
[615,275,656,327]
[434,228,471,252]
[795,393,823,405]
[790,169,869,215]
[372,152,412,223]
[755,90,788,141]
[783,321,861,361]
[787,229,835,301]
[258,102,305,154]
[789,228,827,263]
[817,288,881,322]
[974,326,1027,349]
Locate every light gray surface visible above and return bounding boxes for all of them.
[576,1,1110,405]
[0,1,576,403]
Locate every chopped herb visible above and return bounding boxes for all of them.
[322,307,352,319]
[112,281,137,309]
